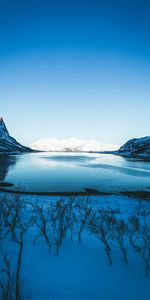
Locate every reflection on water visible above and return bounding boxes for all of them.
[0,155,16,181]
[0,152,150,192]
[82,163,150,177]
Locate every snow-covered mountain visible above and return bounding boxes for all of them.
[31,137,118,152]
[0,117,32,152]
[117,136,150,159]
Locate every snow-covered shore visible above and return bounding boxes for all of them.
[0,193,150,300]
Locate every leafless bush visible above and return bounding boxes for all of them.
[33,198,77,255]
[128,215,150,276]
[113,218,129,264]
[89,209,116,265]
[141,222,150,276]
[1,194,31,300]
[51,199,75,255]
[0,247,16,300]
[134,199,149,217]
[75,202,92,243]
[128,216,140,249]
[32,203,52,251]
[0,194,11,240]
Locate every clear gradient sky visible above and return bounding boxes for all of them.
[0,0,150,146]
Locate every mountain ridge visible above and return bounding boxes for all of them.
[116,136,150,159]
[31,137,118,152]
[0,117,32,153]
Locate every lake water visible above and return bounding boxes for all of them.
[0,152,150,193]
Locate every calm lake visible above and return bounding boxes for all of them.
[0,152,150,193]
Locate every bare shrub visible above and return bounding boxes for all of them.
[51,198,75,255]
[113,218,129,264]
[2,194,31,300]
[75,202,92,243]
[128,215,150,276]
[89,209,116,265]
[32,203,52,251]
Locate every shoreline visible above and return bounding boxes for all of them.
[0,187,109,197]
[0,187,150,200]
[0,150,150,162]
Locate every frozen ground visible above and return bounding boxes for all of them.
[0,193,150,300]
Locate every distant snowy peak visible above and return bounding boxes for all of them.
[118,136,150,158]
[0,117,32,153]
[31,138,118,152]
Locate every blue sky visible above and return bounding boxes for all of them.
[0,0,150,146]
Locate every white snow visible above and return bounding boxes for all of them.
[31,137,118,152]
[1,193,150,300]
